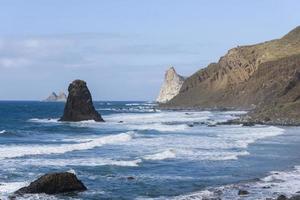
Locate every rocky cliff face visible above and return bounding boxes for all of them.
[59,80,104,122]
[45,92,67,102]
[156,67,185,103]
[163,26,300,125]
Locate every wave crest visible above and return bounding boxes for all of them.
[0,131,134,159]
[143,149,176,161]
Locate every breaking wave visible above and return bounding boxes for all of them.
[143,149,176,161]
[0,131,134,159]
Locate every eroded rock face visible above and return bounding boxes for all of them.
[59,80,104,122]
[156,67,185,103]
[15,172,87,195]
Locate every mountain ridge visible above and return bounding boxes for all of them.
[161,26,300,125]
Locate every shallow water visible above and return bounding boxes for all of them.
[0,101,300,200]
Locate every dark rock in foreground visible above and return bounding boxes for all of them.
[277,195,289,200]
[15,172,87,195]
[242,122,255,127]
[59,80,104,122]
[290,195,300,200]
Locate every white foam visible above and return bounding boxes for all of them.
[29,118,59,123]
[97,107,158,113]
[67,169,77,175]
[0,130,6,134]
[167,165,300,200]
[29,118,101,125]
[103,111,212,132]
[173,190,216,200]
[15,157,142,167]
[143,149,176,161]
[27,113,285,163]
[0,132,134,159]
[125,103,142,106]
[137,190,216,200]
[0,181,28,194]
[130,123,188,132]
[258,166,300,195]
[105,111,212,124]
[121,125,284,161]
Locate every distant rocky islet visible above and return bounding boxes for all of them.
[44,91,67,102]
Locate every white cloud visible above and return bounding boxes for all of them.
[0,33,219,100]
[0,57,31,69]
[0,33,207,70]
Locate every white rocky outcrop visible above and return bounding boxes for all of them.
[44,91,67,102]
[156,67,185,103]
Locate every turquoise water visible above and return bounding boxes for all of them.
[0,101,300,200]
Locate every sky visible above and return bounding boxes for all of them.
[0,0,299,101]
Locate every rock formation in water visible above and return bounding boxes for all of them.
[162,26,300,125]
[156,67,185,103]
[44,91,67,102]
[59,80,104,122]
[15,172,87,195]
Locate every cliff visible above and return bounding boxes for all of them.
[156,67,185,103]
[162,26,300,125]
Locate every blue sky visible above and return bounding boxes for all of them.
[0,0,299,100]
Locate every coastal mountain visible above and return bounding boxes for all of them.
[44,92,67,102]
[156,67,185,103]
[162,26,300,125]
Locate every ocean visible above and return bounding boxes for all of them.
[0,101,300,199]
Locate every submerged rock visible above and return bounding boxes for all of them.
[277,195,288,200]
[242,122,255,126]
[15,172,87,195]
[290,195,300,200]
[59,80,104,122]
[127,176,135,180]
[238,189,249,195]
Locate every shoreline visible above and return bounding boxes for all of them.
[158,105,300,127]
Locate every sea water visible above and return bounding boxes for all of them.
[0,101,300,200]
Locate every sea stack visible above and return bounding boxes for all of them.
[156,67,185,103]
[59,80,104,122]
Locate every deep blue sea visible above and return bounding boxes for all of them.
[1,101,300,200]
